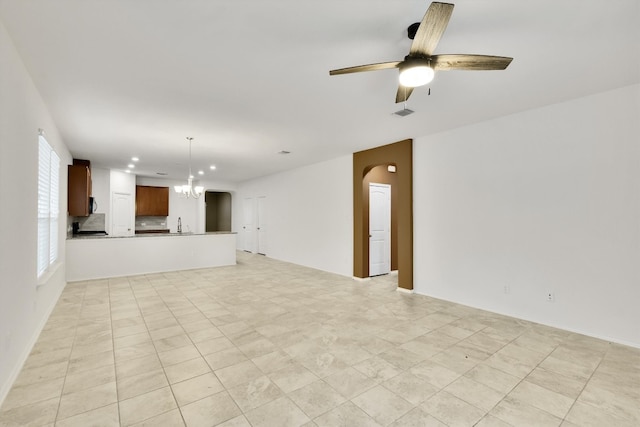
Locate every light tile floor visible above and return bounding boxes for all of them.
[1,252,639,426]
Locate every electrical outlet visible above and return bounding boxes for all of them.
[547,291,554,302]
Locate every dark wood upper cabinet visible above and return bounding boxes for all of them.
[68,164,91,216]
[136,185,169,216]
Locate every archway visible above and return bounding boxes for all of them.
[205,191,232,232]
[353,139,413,290]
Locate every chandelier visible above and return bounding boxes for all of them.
[174,137,204,198]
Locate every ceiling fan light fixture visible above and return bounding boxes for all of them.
[399,64,434,88]
[330,2,512,103]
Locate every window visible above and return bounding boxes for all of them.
[37,134,60,277]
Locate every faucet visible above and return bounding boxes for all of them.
[177,217,182,233]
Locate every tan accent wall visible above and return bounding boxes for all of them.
[353,139,413,290]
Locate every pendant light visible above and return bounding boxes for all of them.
[174,137,204,198]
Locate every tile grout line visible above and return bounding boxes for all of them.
[52,281,88,424]
[162,267,350,425]
[108,276,122,427]
[407,321,509,426]
[169,270,285,426]
[485,337,583,425]
[7,252,636,427]
[128,272,188,426]
[560,345,607,424]
[438,321,556,426]
[467,331,529,427]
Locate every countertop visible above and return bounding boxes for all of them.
[68,231,236,240]
[66,231,237,281]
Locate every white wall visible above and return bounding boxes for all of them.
[110,170,136,195]
[90,167,110,226]
[414,84,640,347]
[0,20,72,403]
[236,155,353,277]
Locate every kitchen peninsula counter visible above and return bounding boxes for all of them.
[66,232,236,281]
[68,231,233,239]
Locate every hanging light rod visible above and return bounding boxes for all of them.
[174,136,204,198]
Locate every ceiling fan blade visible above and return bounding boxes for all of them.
[395,85,415,103]
[432,54,513,70]
[329,61,401,76]
[410,2,454,56]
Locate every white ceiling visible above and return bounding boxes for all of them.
[1,1,638,183]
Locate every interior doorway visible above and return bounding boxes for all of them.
[257,196,267,255]
[242,197,256,252]
[369,183,391,276]
[112,192,133,236]
[353,139,413,290]
[205,191,232,232]
[241,196,267,254]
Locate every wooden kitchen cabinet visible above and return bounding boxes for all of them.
[136,185,169,216]
[68,164,92,216]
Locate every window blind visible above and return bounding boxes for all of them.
[37,134,60,277]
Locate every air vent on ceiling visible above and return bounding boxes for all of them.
[393,108,414,117]
[278,150,291,155]
[156,172,168,176]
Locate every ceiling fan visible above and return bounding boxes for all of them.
[329,1,513,103]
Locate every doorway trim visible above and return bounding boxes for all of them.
[353,139,413,290]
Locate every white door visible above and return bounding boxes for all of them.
[369,183,391,276]
[257,196,267,255]
[243,197,256,252]
[112,192,133,236]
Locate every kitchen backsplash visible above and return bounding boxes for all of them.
[72,213,106,231]
[135,216,168,231]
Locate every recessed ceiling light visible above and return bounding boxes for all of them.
[209,165,216,170]
[128,164,135,168]
[131,157,139,162]
[125,170,131,174]
[198,170,204,175]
